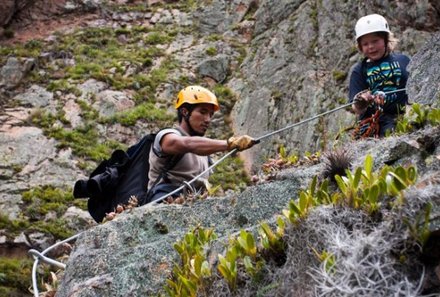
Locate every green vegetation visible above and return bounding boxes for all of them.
[22,186,74,218]
[0,257,34,296]
[208,156,250,194]
[0,214,30,236]
[108,102,175,126]
[332,70,347,82]
[30,109,123,161]
[395,103,440,135]
[205,46,217,56]
[19,185,85,239]
[165,227,217,296]
[165,155,426,295]
[212,84,238,114]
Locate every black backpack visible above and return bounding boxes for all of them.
[73,133,183,223]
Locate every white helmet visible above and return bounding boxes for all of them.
[355,14,390,41]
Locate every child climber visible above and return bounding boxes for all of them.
[348,13,410,138]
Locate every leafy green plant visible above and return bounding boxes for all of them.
[395,104,440,134]
[108,102,174,126]
[165,227,217,297]
[236,230,257,259]
[217,244,239,291]
[403,202,432,247]
[279,145,299,165]
[258,217,285,254]
[282,176,330,223]
[334,155,417,213]
[311,247,336,274]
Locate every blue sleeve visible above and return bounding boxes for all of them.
[348,62,368,103]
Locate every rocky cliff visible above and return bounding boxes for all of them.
[0,0,439,296]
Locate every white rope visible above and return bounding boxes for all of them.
[30,232,82,297]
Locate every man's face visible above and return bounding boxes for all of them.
[187,103,216,136]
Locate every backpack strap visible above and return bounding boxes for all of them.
[148,153,184,192]
[146,128,186,199]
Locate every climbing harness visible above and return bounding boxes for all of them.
[30,88,406,296]
[352,94,385,139]
[351,88,406,139]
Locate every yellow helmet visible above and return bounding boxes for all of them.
[175,85,220,111]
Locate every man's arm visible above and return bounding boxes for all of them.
[161,133,228,156]
[161,133,257,156]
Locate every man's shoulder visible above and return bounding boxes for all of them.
[156,127,183,139]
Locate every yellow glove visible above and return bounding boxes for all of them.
[227,135,257,151]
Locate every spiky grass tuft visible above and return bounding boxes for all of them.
[322,148,353,181]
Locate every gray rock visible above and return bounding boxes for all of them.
[0,0,31,27]
[13,84,53,108]
[196,54,230,83]
[0,0,15,27]
[13,232,31,247]
[407,33,440,108]
[62,206,96,232]
[193,0,255,35]
[63,98,83,128]
[56,178,299,296]
[0,57,36,90]
[93,90,135,118]
[231,0,437,170]
[28,231,54,251]
[78,79,107,101]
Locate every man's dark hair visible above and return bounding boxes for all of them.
[177,103,194,123]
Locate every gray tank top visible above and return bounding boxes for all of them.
[148,127,210,191]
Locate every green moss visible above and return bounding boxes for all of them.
[0,214,30,236]
[206,46,217,56]
[271,90,283,101]
[332,70,347,82]
[213,84,238,113]
[206,34,223,42]
[77,99,99,121]
[21,186,74,220]
[49,126,122,161]
[33,219,74,239]
[144,32,173,45]
[108,102,175,126]
[47,79,82,96]
[0,257,33,295]
[209,156,250,192]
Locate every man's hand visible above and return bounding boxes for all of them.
[227,135,257,151]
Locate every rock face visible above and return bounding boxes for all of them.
[56,125,440,296]
[56,179,303,296]
[230,0,439,170]
[0,0,439,295]
[407,32,440,108]
[0,0,32,28]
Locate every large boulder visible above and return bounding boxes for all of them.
[407,32,440,108]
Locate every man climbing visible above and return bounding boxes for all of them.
[147,85,257,202]
[348,14,410,138]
